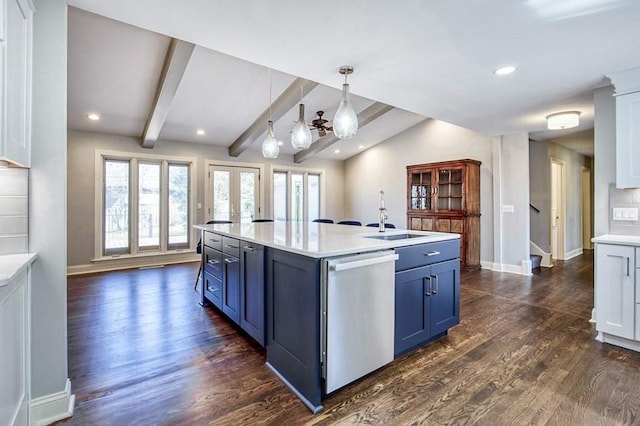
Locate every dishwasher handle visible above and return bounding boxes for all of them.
[330,254,399,272]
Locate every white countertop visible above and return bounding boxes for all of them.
[592,234,640,246]
[194,222,459,258]
[0,253,37,287]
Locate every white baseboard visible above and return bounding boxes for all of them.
[67,253,199,275]
[30,378,75,426]
[480,260,533,276]
[565,248,584,260]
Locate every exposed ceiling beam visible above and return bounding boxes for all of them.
[142,38,195,148]
[294,103,394,163]
[228,78,319,157]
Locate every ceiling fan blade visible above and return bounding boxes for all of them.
[319,129,327,137]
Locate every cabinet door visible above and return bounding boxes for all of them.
[394,266,430,356]
[3,0,32,167]
[436,166,465,211]
[429,259,460,336]
[408,169,435,212]
[240,243,265,345]
[222,255,240,323]
[616,91,640,188]
[596,244,635,339]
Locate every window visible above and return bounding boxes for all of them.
[99,152,194,258]
[272,168,324,222]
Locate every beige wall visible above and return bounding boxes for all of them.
[343,119,495,264]
[67,130,345,267]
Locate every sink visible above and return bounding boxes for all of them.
[363,233,428,241]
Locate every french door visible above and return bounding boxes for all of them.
[209,165,260,222]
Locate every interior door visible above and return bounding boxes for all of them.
[550,161,564,260]
[209,165,259,222]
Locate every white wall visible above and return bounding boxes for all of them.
[343,119,495,264]
[67,130,345,267]
[529,140,550,250]
[493,132,530,273]
[30,0,69,401]
[594,86,616,236]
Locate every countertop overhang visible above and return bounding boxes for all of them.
[194,222,460,258]
[0,253,37,287]
[592,234,640,246]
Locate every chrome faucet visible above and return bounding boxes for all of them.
[378,190,388,232]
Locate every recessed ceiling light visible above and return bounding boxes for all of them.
[358,145,365,150]
[196,129,205,136]
[493,66,516,76]
[85,113,101,121]
[334,149,340,154]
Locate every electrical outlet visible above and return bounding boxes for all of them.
[613,207,638,221]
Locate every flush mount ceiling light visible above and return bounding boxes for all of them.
[333,65,358,139]
[493,66,516,76]
[546,111,580,130]
[290,83,312,150]
[196,129,205,136]
[261,69,279,159]
[85,112,101,121]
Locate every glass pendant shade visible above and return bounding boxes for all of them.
[291,104,312,150]
[262,121,280,158]
[333,83,358,139]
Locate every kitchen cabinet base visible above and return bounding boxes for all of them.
[394,330,448,358]
[266,362,323,414]
[596,331,640,353]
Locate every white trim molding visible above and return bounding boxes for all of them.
[67,252,199,276]
[530,240,553,268]
[481,260,533,276]
[30,378,75,426]
[565,247,584,260]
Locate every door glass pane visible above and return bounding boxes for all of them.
[273,172,287,221]
[213,170,231,221]
[104,160,130,254]
[138,162,160,249]
[291,173,304,222]
[240,171,257,222]
[168,164,189,247]
[308,174,320,221]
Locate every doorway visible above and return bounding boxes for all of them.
[582,167,592,250]
[550,159,565,260]
[207,164,261,222]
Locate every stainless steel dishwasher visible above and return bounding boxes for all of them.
[321,250,398,394]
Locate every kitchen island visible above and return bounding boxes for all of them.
[194,221,460,412]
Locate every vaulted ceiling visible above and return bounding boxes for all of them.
[67,0,640,160]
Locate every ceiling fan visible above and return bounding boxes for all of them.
[309,111,333,137]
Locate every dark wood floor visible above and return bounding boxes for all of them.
[57,252,640,425]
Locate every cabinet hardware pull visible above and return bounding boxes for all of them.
[244,246,255,252]
[207,259,219,265]
[627,257,630,277]
[424,251,441,256]
[424,276,432,296]
[224,244,238,249]
[432,275,439,294]
[209,239,220,243]
[224,258,238,264]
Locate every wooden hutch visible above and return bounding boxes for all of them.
[407,159,481,268]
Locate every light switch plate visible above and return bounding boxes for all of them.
[613,207,638,221]
[502,205,515,213]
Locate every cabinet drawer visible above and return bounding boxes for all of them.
[203,270,222,308]
[204,246,223,279]
[203,231,222,250]
[395,239,459,271]
[222,236,240,257]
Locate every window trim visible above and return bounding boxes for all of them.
[94,150,197,261]
[269,165,326,222]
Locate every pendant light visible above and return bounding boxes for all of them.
[290,83,312,150]
[333,65,358,139]
[262,69,280,159]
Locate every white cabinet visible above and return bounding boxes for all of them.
[610,66,640,188]
[0,268,30,426]
[0,0,33,167]
[595,244,635,339]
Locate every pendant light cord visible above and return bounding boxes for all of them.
[268,68,272,120]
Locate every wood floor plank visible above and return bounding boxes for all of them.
[55,251,640,425]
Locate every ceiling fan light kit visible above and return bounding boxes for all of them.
[333,65,359,139]
[546,111,580,130]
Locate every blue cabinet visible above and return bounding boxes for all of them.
[240,242,265,345]
[394,240,460,357]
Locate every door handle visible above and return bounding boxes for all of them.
[424,276,432,296]
[432,275,439,294]
[627,257,630,277]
